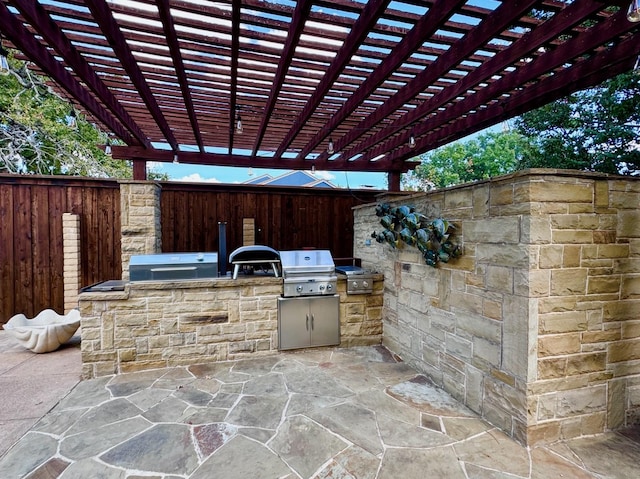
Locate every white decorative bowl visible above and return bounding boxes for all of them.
[3,309,81,353]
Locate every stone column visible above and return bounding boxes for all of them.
[120,181,162,280]
[63,213,81,313]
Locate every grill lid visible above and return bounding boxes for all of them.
[279,250,335,275]
[229,245,280,263]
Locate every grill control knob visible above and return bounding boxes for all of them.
[327,284,333,291]
[352,281,359,289]
[296,285,303,293]
[319,285,325,291]
[362,281,369,288]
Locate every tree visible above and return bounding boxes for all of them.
[0,50,166,179]
[515,71,640,175]
[402,130,529,190]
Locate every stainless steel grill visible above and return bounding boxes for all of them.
[279,250,337,297]
[129,253,218,281]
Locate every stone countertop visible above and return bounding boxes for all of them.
[78,275,284,300]
[78,273,384,301]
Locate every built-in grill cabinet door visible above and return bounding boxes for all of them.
[278,297,311,350]
[278,296,339,350]
[308,296,340,347]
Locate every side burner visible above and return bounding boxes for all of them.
[335,265,374,295]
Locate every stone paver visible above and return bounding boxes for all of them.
[0,342,639,479]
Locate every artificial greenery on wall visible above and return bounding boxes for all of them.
[371,203,462,267]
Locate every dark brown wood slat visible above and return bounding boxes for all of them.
[0,184,15,323]
[274,0,392,157]
[48,186,65,310]
[10,0,149,148]
[84,0,178,151]
[14,184,34,318]
[365,5,637,165]
[294,0,467,161]
[30,186,52,311]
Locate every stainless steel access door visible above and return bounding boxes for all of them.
[278,295,340,350]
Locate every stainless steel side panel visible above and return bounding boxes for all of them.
[278,295,340,350]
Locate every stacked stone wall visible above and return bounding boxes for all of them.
[353,169,640,445]
[80,277,383,378]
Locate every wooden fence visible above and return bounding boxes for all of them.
[0,174,380,324]
[160,182,379,259]
[0,174,121,324]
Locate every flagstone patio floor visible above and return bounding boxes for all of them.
[0,330,639,479]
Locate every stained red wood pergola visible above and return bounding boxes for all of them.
[1,0,639,189]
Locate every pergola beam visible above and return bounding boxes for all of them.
[227,0,241,154]
[157,0,204,152]
[293,0,467,161]
[274,0,392,158]
[351,5,636,167]
[109,146,418,173]
[84,0,178,151]
[0,1,136,145]
[252,0,313,155]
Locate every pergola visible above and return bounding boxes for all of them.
[1,0,639,190]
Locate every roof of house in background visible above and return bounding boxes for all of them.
[243,170,336,188]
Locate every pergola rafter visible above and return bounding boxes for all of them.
[373,5,640,167]
[0,0,637,189]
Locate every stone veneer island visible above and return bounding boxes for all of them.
[79,275,383,379]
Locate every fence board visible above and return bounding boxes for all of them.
[0,184,15,320]
[0,175,122,324]
[159,183,379,262]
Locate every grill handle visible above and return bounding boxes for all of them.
[306,314,309,331]
[311,314,314,330]
[150,266,197,272]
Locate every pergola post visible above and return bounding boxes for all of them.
[132,159,147,180]
[388,171,401,192]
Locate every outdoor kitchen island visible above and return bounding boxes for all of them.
[78,273,383,379]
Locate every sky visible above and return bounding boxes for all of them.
[151,161,393,189]
[151,122,503,189]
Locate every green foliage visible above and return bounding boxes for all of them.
[0,50,131,178]
[371,203,462,267]
[515,71,640,175]
[402,131,528,190]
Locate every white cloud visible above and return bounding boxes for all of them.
[313,170,336,181]
[176,173,221,183]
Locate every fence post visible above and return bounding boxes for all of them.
[63,213,81,313]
